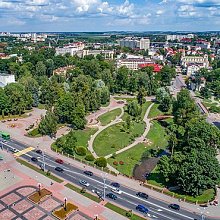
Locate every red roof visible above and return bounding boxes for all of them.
[138,63,162,72]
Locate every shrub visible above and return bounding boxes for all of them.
[113,161,118,166]
[111,153,117,159]
[75,146,87,156]
[85,154,95,161]
[95,157,107,168]
[209,106,220,113]
[119,161,124,165]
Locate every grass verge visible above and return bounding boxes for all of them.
[65,183,101,203]
[98,108,122,126]
[16,158,63,183]
[105,202,147,220]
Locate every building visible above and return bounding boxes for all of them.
[53,65,75,76]
[138,63,162,72]
[118,37,150,50]
[166,34,194,41]
[55,42,85,56]
[116,58,153,70]
[82,50,114,59]
[0,72,15,87]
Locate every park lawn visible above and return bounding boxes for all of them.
[147,165,167,187]
[107,143,149,177]
[72,127,98,148]
[140,101,152,120]
[148,103,163,118]
[202,101,218,109]
[114,97,136,103]
[146,121,168,149]
[98,108,122,126]
[93,121,145,157]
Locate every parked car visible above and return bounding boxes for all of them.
[31,157,38,162]
[79,180,90,187]
[84,171,93,176]
[111,182,120,188]
[55,167,64,172]
[106,193,117,200]
[55,159,64,164]
[168,204,180,210]
[136,205,148,214]
[36,149,42,154]
[136,192,148,199]
[111,187,122,195]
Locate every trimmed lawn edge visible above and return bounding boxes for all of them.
[16,158,63,183]
[65,183,101,203]
[105,202,148,220]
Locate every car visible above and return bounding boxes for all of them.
[111,187,122,195]
[136,205,148,214]
[84,171,93,176]
[136,192,148,199]
[79,180,90,187]
[55,167,64,172]
[31,157,38,162]
[106,193,117,200]
[36,149,42,154]
[10,148,19,153]
[55,159,64,164]
[111,182,120,188]
[168,204,180,210]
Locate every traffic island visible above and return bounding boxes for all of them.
[52,203,78,220]
[28,188,52,204]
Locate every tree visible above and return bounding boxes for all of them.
[127,100,142,117]
[156,88,172,112]
[137,88,146,105]
[35,61,46,76]
[115,66,129,92]
[200,87,211,99]
[95,157,107,168]
[160,65,176,86]
[38,111,58,136]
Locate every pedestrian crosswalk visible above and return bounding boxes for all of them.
[14,147,35,157]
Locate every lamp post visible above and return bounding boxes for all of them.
[101,173,107,199]
[64,197,67,211]
[38,183,41,196]
[197,207,209,220]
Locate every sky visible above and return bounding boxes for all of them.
[0,0,220,32]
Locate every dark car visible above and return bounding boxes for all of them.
[168,204,180,210]
[36,149,42,154]
[84,171,93,176]
[55,159,64,164]
[136,192,148,199]
[31,157,38,162]
[136,205,148,214]
[55,167,64,172]
[106,193,117,200]
[111,182,120,188]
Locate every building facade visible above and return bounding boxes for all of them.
[116,58,153,70]
[118,37,150,50]
[0,73,15,87]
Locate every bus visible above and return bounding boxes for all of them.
[0,131,10,140]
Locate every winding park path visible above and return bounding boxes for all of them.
[87,98,154,173]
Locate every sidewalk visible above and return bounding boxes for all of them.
[0,151,128,220]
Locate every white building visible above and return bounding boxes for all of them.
[196,42,211,50]
[55,42,85,56]
[166,34,194,41]
[118,37,150,50]
[0,73,15,87]
[116,58,153,70]
[82,50,114,59]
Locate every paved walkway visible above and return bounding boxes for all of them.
[105,103,154,159]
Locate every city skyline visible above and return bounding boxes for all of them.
[0,0,220,32]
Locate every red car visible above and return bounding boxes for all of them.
[55,159,64,164]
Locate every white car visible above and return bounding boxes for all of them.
[111,187,122,195]
[79,180,90,187]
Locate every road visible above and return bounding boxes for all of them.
[0,138,205,220]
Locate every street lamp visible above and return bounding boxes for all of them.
[64,197,67,211]
[101,173,108,199]
[38,183,41,196]
[197,207,209,220]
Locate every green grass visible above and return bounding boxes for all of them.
[37,103,46,109]
[105,203,147,220]
[107,143,149,177]
[93,121,145,157]
[202,101,218,108]
[114,97,136,103]
[16,158,63,183]
[140,102,152,120]
[27,128,42,137]
[146,121,168,149]
[148,103,163,118]
[98,108,122,126]
[71,127,98,148]
[147,166,167,187]
[65,183,101,203]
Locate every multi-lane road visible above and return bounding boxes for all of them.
[0,138,207,220]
